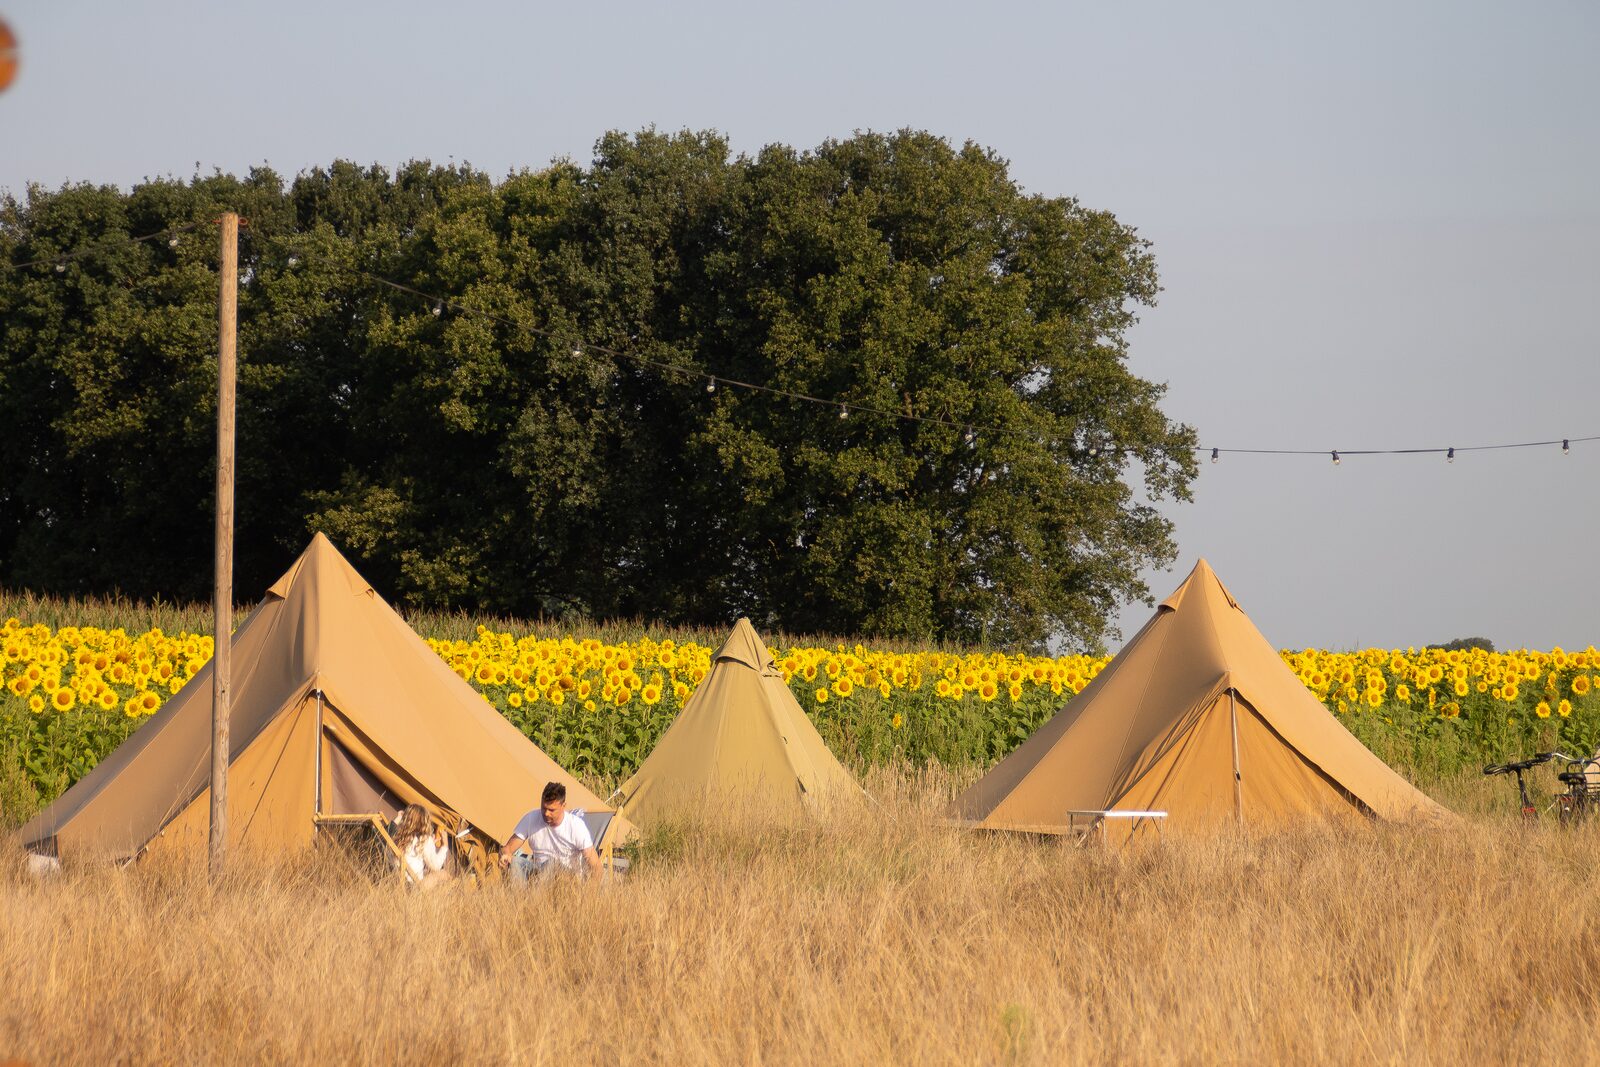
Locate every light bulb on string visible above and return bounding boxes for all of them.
[1210,447,1219,464]
[1447,447,1455,463]
[838,404,849,420]
[431,301,443,318]
[1563,439,1570,455]
[962,427,976,446]
[1331,450,1341,466]
[286,255,299,268]
[705,376,716,394]
[54,262,65,273]
[167,236,180,249]
[571,344,583,358]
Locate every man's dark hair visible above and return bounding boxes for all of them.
[541,781,567,806]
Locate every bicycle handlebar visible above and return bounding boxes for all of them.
[1483,752,1600,776]
[1484,754,1555,775]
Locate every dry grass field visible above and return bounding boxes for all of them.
[2,766,1598,1066]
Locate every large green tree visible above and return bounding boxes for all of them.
[0,130,1196,650]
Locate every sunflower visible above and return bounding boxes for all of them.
[979,681,998,702]
[642,684,661,706]
[52,688,74,711]
[1536,701,1552,719]
[815,688,829,704]
[28,694,44,714]
[1573,675,1591,696]
[833,677,853,698]
[1558,699,1573,718]
[890,713,904,730]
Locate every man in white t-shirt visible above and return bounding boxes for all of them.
[498,781,602,882]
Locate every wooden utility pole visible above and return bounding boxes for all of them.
[209,212,238,879]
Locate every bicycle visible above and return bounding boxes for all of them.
[1483,751,1600,824]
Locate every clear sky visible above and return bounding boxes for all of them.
[2,1,1596,652]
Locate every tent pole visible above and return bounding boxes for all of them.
[314,690,323,817]
[1229,690,1243,827]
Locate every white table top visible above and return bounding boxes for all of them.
[1065,809,1168,819]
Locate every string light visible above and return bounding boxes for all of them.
[2,221,203,272]
[31,225,1595,466]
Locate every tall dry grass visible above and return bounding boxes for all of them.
[3,766,1599,1066]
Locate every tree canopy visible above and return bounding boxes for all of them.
[0,129,1197,650]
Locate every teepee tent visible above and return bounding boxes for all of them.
[21,533,632,861]
[615,618,860,826]
[951,559,1448,838]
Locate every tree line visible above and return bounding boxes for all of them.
[0,129,1197,651]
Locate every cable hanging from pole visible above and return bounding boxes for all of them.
[2,221,206,272]
[6,220,1596,465]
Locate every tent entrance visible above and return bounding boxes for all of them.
[313,694,441,820]
[1111,690,1366,834]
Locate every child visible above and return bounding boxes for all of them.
[393,803,452,889]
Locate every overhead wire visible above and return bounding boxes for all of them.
[2,220,205,272]
[5,219,1595,464]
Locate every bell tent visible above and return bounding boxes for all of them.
[21,533,631,862]
[951,559,1448,838]
[615,618,860,826]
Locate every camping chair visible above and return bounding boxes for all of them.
[578,808,631,878]
[315,806,481,887]
[313,812,411,883]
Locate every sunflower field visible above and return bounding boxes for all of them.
[4,614,1600,820]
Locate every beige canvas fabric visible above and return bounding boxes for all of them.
[615,618,860,826]
[951,559,1449,838]
[21,533,631,861]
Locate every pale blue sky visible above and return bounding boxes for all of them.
[2,1,1596,651]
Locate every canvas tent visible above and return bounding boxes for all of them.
[951,559,1449,838]
[21,533,632,862]
[615,618,861,826]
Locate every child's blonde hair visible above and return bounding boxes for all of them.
[393,803,432,848]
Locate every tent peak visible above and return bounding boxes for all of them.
[1159,557,1240,613]
[266,533,375,600]
[712,618,778,673]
